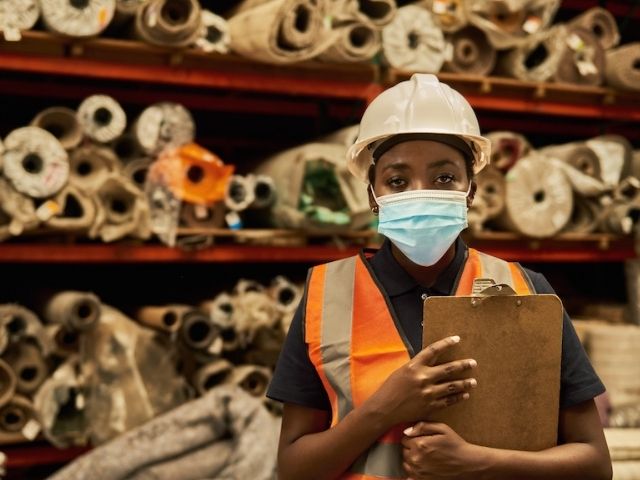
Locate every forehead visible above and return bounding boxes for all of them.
[375,140,466,170]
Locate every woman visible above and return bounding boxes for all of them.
[267,74,612,480]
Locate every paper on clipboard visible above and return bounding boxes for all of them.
[422,291,563,451]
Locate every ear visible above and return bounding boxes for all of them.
[367,184,378,212]
[466,180,477,209]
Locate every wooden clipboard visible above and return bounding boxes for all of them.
[422,291,563,451]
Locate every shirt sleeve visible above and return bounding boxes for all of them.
[266,286,331,411]
[525,268,606,409]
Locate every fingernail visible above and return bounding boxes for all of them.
[469,378,477,388]
[463,393,470,400]
[403,427,414,435]
[451,335,460,343]
[469,359,477,368]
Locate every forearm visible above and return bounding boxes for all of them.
[473,442,612,480]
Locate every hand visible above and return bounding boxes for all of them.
[402,422,484,480]
[367,335,478,426]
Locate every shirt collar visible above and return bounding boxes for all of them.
[368,237,468,297]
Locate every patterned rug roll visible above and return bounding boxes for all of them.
[382,5,448,72]
[605,43,640,93]
[31,107,83,151]
[442,25,496,75]
[69,145,121,193]
[485,131,531,172]
[426,0,468,33]
[193,10,230,53]
[44,184,97,232]
[554,26,605,86]
[77,95,127,144]
[0,0,40,41]
[497,24,567,82]
[41,0,115,37]
[227,0,332,64]
[568,6,619,50]
[318,20,381,63]
[135,0,202,47]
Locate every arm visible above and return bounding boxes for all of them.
[277,336,479,480]
[402,398,612,480]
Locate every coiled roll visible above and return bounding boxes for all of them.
[0,395,35,435]
[123,157,153,190]
[135,0,202,47]
[69,145,121,192]
[554,26,604,86]
[134,102,195,155]
[568,6,620,50]
[442,26,495,75]
[223,364,272,398]
[31,107,83,151]
[485,131,531,173]
[193,10,230,53]
[427,0,468,33]
[3,342,48,395]
[318,20,381,63]
[136,305,190,333]
[191,358,234,395]
[0,0,40,41]
[225,175,256,212]
[605,43,640,93]
[564,196,600,234]
[3,127,69,198]
[44,184,97,232]
[179,202,225,228]
[77,95,127,143]
[40,0,115,37]
[44,291,101,331]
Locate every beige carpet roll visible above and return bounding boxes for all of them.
[426,0,468,33]
[3,126,69,198]
[227,0,332,64]
[31,107,83,151]
[568,7,620,50]
[330,0,396,28]
[541,142,601,180]
[498,24,567,82]
[111,132,144,164]
[134,102,195,155]
[442,25,496,75]
[485,131,531,173]
[563,195,600,234]
[135,0,202,47]
[0,177,38,238]
[501,153,573,238]
[475,165,505,219]
[77,95,127,144]
[318,20,381,63]
[269,275,302,314]
[191,359,234,395]
[381,5,448,72]
[3,342,48,395]
[180,310,221,353]
[44,184,97,231]
[179,201,225,228]
[225,174,256,212]
[0,0,40,41]
[45,324,80,357]
[599,200,640,235]
[467,0,560,50]
[554,26,605,86]
[0,304,48,353]
[223,365,272,398]
[605,42,640,92]
[201,292,237,330]
[122,157,152,190]
[250,174,277,209]
[587,135,633,187]
[0,395,35,435]
[194,10,230,53]
[69,145,121,192]
[0,359,16,409]
[44,291,102,331]
[41,0,114,37]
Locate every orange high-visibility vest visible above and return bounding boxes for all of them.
[304,248,534,480]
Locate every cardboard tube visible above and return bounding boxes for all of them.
[133,102,195,155]
[135,0,202,47]
[0,359,17,408]
[0,395,34,434]
[442,25,496,75]
[191,358,234,395]
[31,107,83,151]
[568,6,620,50]
[44,291,101,331]
[223,365,272,398]
[3,342,48,395]
[0,0,40,41]
[554,26,604,86]
[136,305,190,333]
[77,95,127,143]
[605,43,640,93]
[485,131,531,173]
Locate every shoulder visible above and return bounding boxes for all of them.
[519,267,556,294]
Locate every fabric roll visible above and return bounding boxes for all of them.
[329,0,395,28]
[223,365,272,398]
[605,43,640,93]
[540,144,607,198]
[475,165,505,219]
[498,24,567,82]
[250,174,277,209]
[77,95,127,144]
[426,0,468,33]
[485,131,531,173]
[500,153,573,238]
[0,304,50,355]
[586,135,633,187]
[0,395,35,436]
[227,0,333,64]
[0,0,40,41]
[31,107,83,151]
[563,195,600,234]
[41,0,115,37]
[69,145,121,193]
[442,25,496,75]
[225,174,256,212]
[200,293,239,352]
[135,0,202,47]
[180,310,221,353]
[381,5,449,73]
[2,342,48,395]
[134,102,195,155]
[0,359,16,409]
[568,7,620,50]
[554,26,605,86]
[0,177,38,239]
[193,10,230,53]
[467,0,561,50]
[136,305,190,333]
[3,126,69,198]
[45,324,80,357]
[44,291,102,331]
[269,276,302,314]
[600,201,640,235]
[48,386,278,480]
[122,157,152,190]
[234,279,266,295]
[318,20,381,63]
[45,184,96,232]
[191,358,234,395]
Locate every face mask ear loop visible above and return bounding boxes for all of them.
[369,184,380,206]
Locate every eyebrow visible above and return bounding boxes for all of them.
[380,158,462,173]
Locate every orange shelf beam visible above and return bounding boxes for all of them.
[3,442,90,469]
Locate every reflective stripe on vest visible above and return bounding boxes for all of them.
[304,248,534,479]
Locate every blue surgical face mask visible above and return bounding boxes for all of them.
[372,186,470,267]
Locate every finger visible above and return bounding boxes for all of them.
[404,421,451,437]
[430,378,477,399]
[428,391,470,412]
[416,335,460,366]
[429,358,477,382]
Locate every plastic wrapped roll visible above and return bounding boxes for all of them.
[135,0,202,47]
[0,359,16,408]
[318,21,381,63]
[0,0,39,42]
[3,342,48,395]
[554,26,604,86]
[568,7,620,50]
[180,201,225,228]
[69,145,121,192]
[123,157,152,190]
[227,0,333,64]
[426,0,468,33]
[467,0,560,50]
[136,305,191,333]
[498,24,567,82]
[500,154,573,238]
[2,127,69,199]
[605,43,640,93]
[41,0,114,37]
[194,10,230,53]
[44,184,97,232]
[111,132,144,164]
[586,135,633,187]
[180,310,221,352]
[44,291,101,331]
[223,364,272,398]
[485,131,531,173]
[381,5,448,73]
[31,107,83,151]
[0,395,35,435]
[442,26,496,75]
[191,359,234,395]
[134,103,195,155]
[475,165,505,219]
[0,177,38,239]
[77,95,127,144]
[225,175,256,212]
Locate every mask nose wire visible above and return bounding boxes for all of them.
[369,182,472,206]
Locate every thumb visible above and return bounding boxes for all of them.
[403,422,449,437]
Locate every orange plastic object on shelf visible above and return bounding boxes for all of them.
[148,143,234,204]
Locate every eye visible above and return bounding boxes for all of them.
[386,176,407,189]
[435,174,455,185]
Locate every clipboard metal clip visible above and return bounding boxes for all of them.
[471,279,517,305]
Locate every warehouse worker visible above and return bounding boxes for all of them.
[267,74,612,480]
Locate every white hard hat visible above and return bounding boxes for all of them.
[347,74,491,182]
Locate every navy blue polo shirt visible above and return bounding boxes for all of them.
[267,237,605,411]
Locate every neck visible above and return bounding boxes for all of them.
[390,240,457,288]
